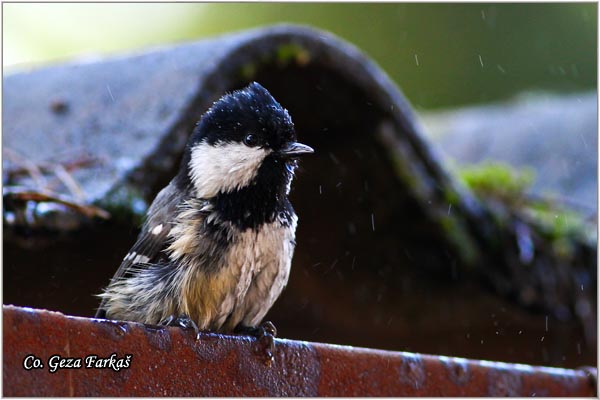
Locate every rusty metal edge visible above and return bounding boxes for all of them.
[2,305,596,396]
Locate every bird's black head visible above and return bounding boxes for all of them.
[181,82,313,207]
[197,82,296,152]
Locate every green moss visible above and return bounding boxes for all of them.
[238,43,310,80]
[457,162,535,203]
[456,161,594,260]
[240,63,257,80]
[276,43,310,66]
[526,201,591,242]
[388,152,421,196]
[443,188,460,207]
[97,185,148,226]
[439,214,480,266]
[388,154,481,266]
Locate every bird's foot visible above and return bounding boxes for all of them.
[235,321,278,365]
[161,314,200,339]
[577,366,597,394]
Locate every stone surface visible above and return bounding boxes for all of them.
[420,92,598,213]
[3,24,440,216]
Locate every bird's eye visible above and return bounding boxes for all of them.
[243,133,259,147]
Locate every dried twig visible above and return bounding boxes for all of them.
[3,187,110,220]
[3,148,47,188]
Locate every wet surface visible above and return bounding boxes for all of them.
[5,305,595,396]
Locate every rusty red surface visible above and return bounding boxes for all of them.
[3,305,596,396]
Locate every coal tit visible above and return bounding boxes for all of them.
[96,82,313,336]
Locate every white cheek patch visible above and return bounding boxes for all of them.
[189,141,270,198]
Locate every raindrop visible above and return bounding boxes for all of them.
[328,152,340,165]
[414,54,420,66]
[447,204,452,215]
[545,316,548,332]
[106,85,115,102]
[371,213,375,231]
[478,54,484,68]
[318,185,322,195]
[579,133,588,149]
[571,64,579,77]
[540,336,545,342]
[481,10,486,20]
[497,64,506,74]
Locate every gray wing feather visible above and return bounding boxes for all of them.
[95,182,182,318]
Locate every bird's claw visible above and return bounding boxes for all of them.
[235,321,278,365]
[260,321,277,337]
[161,314,200,339]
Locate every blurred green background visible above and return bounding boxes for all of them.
[3,3,596,110]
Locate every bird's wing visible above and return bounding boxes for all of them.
[95,181,184,318]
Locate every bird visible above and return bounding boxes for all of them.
[95,82,313,345]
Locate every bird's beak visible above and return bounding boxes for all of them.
[279,142,314,157]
